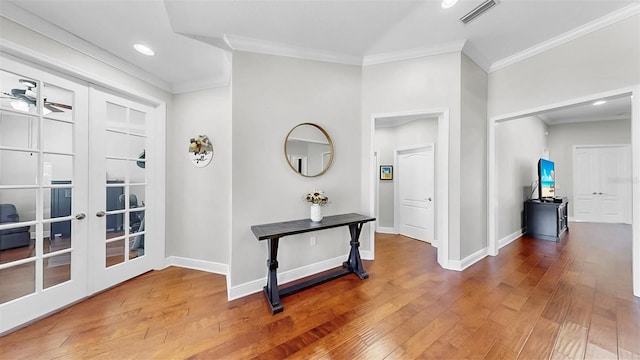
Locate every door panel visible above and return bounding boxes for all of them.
[573,145,630,223]
[88,87,155,294]
[0,56,88,333]
[398,146,434,242]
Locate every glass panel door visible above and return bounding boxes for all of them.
[0,56,88,333]
[88,87,155,293]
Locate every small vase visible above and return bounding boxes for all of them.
[310,204,323,222]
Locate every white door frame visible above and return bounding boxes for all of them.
[394,143,436,245]
[488,85,640,298]
[369,109,450,269]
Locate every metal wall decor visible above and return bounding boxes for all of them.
[189,135,214,167]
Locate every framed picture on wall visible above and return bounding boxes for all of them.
[380,165,393,180]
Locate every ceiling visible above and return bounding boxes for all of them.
[1,0,638,106]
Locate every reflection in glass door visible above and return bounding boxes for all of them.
[89,87,155,293]
[0,57,88,333]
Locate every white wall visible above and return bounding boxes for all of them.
[362,52,463,261]
[547,118,631,217]
[230,51,362,287]
[495,116,547,239]
[375,118,438,228]
[488,15,640,118]
[166,86,232,265]
[460,53,488,259]
[488,13,639,296]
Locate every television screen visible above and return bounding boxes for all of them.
[538,158,555,199]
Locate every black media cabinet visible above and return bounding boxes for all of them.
[524,198,569,242]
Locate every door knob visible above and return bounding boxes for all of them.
[75,213,86,220]
[96,211,106,217]
[427,197,432,201]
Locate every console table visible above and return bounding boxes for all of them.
[251,213,375,314]
[524,198,569,242]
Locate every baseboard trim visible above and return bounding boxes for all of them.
[499,228,524,249]
[376,227,396,234]
[163,256,228,276]
[448,247,488,271]
[227,254,349,301]
[360,250,373,260]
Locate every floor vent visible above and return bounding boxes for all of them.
[460,0,499,25]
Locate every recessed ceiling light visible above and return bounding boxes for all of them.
[133,44,155,56]
[442,0,458,8]
[592,100,607,106]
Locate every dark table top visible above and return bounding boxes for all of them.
[251,213,376,240]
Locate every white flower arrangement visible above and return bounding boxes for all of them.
[304,190,329,206]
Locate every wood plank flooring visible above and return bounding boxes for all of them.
[0,222,638,359]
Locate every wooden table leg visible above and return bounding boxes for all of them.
[344,223,369,279]
[263,237,283,314]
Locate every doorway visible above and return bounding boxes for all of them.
[370,109,450,268]
[0,54,162,333]
[489,86,640,298]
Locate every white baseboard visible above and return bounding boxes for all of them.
[163,256,228,276]
[448,247,488,271]
[499,228,524,249]
[376,227,396,234]
[227,254,349,301]
[360,250,374,260]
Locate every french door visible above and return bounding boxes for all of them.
[0,55,89,333]
[87,87,157,293]
[573,145,631,223]
[0,56,159,333]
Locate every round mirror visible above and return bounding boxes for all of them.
[284,123,334,177]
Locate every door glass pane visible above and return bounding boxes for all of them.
[129,134,145,160]
[106,214,123,237]
[43,153,73,183]
[0,231,34,265]
[43,253,71,288]
[106,130,128,158]
[0,150,37,185]
[44,183,72,220]
[130,185,145,207]
[129,160,145,184]
[129,109,146,135]
[42,119,73,153]
[106,159,126,183]
[0,111,38,149]
[106,239,125,267]
[0,71,38,115]
[129,234,144,259]
[42,83,73,122]
[0,261,35,304]
[130,209,144,234]
[0,188,36,222]
[45,220,71,254]
[106,102,126,132]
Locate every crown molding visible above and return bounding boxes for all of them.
[490,3,640,73]
[0,2,173,93]
[224,34,362,65]
[171,51,232,93]
[362,40,466,66]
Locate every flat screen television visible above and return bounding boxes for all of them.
[538,158,555,200]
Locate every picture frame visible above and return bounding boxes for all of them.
[380,165,393,180]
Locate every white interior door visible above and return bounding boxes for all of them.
[88,87,157,294]
[573,145,631,223]
[396,145,435,242]
[0,56,89,333]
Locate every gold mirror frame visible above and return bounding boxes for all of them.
[284,123,334,177]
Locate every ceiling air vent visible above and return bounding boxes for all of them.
[460,0,499,25]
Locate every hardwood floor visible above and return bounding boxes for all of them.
[0,222,638,359]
